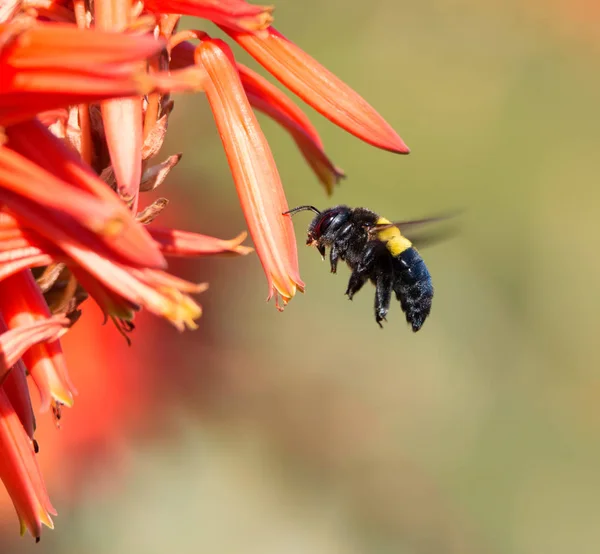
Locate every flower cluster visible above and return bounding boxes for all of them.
[0,0,407,541]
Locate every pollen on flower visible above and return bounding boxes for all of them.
[100,216,126,237]
[163,287,207,331]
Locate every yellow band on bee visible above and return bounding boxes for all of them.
[375,217,412,257]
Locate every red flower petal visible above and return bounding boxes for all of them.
[4,120,166,269]
[0,388,56,541]
[0,21,166,125]
[221,26,410,154]
[238,63,345,194]
[145,0,274,33]
[1,360,35,440]
[94,0,143,212]
[100,98,143,211]
[0,312,70,390]
[1,21,164,67]
[0,271,75,410]
[149,227,253,257]
[195,37,303,307]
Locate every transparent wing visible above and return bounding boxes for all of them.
[371,210,462,248]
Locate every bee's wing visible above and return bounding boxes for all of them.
[371,211,461,248]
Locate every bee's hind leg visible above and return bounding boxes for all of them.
[374,270,393,327]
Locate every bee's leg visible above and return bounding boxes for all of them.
[345,241,380,300]
[374,271,393,327]
[329,245,340,274]
[346,269,369,299]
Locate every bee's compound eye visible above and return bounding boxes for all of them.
[311,208,349,238]
[318,212,337,232]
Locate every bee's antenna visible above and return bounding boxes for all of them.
[283,205,321,216]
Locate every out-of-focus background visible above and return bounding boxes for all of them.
[3,1,600,553]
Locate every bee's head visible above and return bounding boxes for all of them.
[283,205,351,257]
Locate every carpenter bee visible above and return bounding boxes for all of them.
[284,205,449,332]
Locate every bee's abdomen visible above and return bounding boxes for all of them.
[393,248,434,332]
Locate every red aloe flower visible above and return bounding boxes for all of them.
[94,0,144,212]
[149,228,254,257]
[0,312,68,540]
[0,270,75,410]
[195,36,303,308]
[144,0,274,33]
[0,314,70,384]
[2,360,35,440]
[0,0,411,540]
[220,26,410,153]
[0,208,205,329]
[237,63,345,195]
[171,40,344,194]
[0,388,56,541]
[0,21,168,126]
[3,119,166,269]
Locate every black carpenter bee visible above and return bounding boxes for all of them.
[284,205,447,332]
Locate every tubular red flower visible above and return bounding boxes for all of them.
[69,268,139,321]
[0,210,206,329]
[0,148,168,281]
[0,21,167,125]
[0,388,56,541]
[172,40,344,193]
[149,228,253,257]
[0,314,71,386]
[100,99,143,211]
[144,0,274,33]
[1,21,164,67]
[237,63,344,194]
[94,0,144,213]
[68,250,206,330]
[0,271,75,410]
[220,26,410,154]
[195,37,303,307]
[4,120,166,269]
[0,147,132,238]
[1,360,35,440]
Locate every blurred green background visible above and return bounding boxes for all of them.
[4,1,600,553]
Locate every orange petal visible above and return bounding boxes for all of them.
[100,98,143,212]
[221,26,410,154]
[93,0,131,32]
[94,0,143,212]
[0,0,20,24]
[0,253,54,281]
[0,21,166,125]
[1,359,35,440]
[195,37,303,307]
[238,63,344,194]
[0,147,131,238]
[0,211,204,329]
[0,271,75,410]
[149,227,253,256]
[1,21,164,67]
[0,388,55,541]
[171,41,344,193]
[4,120,166,269]
[144,0,274,33]
[247,92,344,195]
[63,243,204,330]
[0,316,71,385]
[70,268,139,321]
